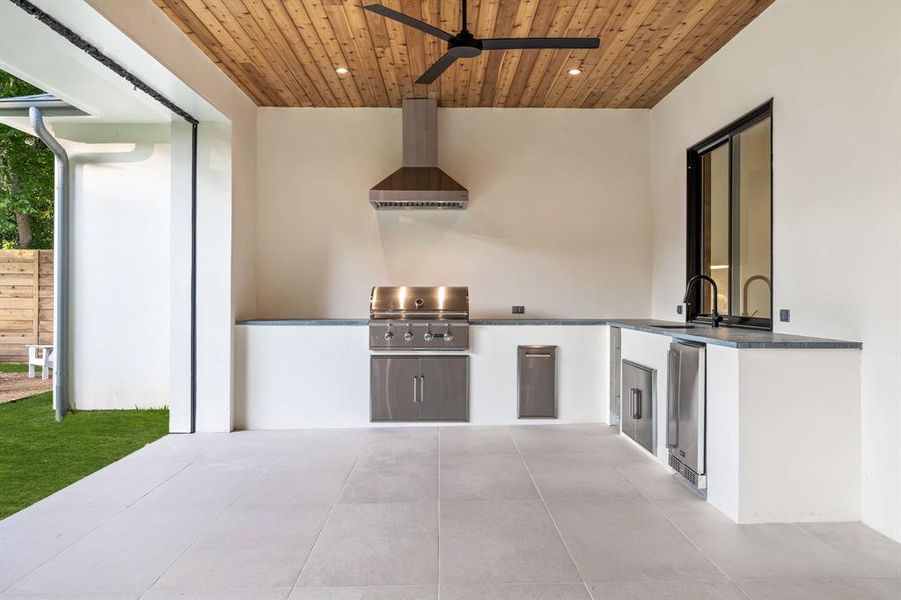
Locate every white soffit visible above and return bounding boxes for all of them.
[0,0,226,133]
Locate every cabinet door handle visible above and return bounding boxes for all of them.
[630,388,642,419]
[412,376,419,403]
[420,375,426,404]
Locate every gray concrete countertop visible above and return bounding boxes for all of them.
[236,319,369,326]
[235,318,862,349]
[610,319,863,349]
[470,319,609,326]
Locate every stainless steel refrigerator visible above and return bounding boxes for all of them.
[667,341,707,490]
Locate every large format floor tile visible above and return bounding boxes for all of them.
[297,502,438,587]
[736,577,901,600]
[142,589,292,600]
[547,498,723,582]
[439,500,580,584]
[510,426,599,455]
[338,453,437,504]
[586,432,654,464]
[523,452,639,501]
[797,522,901,578]
[440,453,537,500]
[439,426,517,456]
[441,583,591,599]
[655,498,880,580]
[588,580,745,599]
[8,506,219,594]
[131,457,266,510]
[0,505,119,592]
[3,426,899,597]
[151,505,330,590]
[237,461,353,508]
[288,586,438,599]
[616,461,700,501]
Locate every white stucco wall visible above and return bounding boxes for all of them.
[88,0,261,431]
[66,139,171,409]
[255,108,652,319]
[649,0,901,542]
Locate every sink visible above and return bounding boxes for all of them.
[652,324,701,329]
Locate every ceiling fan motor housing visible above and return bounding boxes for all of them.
[448,33,482,58]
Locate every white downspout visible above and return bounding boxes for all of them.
[29,107,68,421]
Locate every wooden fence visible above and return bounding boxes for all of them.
[0,250,53,363]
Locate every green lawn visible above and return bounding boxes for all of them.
[0,392,168,519]
[0,363,35,373]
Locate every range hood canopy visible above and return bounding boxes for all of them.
[369,98,468,210]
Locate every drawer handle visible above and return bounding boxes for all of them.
[630,388,642,419]
[526,353,553,358]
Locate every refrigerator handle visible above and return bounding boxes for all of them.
[666,348,680,448]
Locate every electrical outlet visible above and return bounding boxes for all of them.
[512,305,525,314]
[676,304,684,315]
[780,309,791,322]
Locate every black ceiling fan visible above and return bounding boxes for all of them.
[363,0,601,85]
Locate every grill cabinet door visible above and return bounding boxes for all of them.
[370,356,421,421]
[418,356,469,421]
[621,360,655,454]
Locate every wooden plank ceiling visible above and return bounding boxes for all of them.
[154,0,773,108]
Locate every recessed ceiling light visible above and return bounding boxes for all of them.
[567,68,582,76]
[335,66,349,75]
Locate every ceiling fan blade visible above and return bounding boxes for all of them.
[482,37,601,50]
[416,53,459,85]
[363,4,452,41]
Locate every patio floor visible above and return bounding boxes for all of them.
[1,425,898,599]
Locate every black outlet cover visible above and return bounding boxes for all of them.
[512,305,525,314]
[780,309,791,322]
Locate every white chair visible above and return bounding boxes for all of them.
[27,345,54,380]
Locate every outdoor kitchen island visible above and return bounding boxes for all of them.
[236,316,863,527]
[234,318,609,429]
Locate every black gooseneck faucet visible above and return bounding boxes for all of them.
[683,274,722,327]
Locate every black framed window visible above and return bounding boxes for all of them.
[686,101,772,330]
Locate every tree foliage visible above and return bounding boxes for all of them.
[0,71,54,249]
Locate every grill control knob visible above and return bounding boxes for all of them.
[404,330,414,342]
[445,332,455,343]
[424,331,434,342]
[383,331,394,341]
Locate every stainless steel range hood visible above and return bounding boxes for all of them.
[370,98,468,210]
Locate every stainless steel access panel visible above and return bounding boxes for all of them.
[667,341,707,489]
[609,327,622,426]
[371,355,468,422]
[518,345,557,418]
[620,360,655,454]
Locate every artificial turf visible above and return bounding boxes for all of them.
[0,391,168,519]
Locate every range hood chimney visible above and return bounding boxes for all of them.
[369,98,468,210]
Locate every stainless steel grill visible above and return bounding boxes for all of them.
[369,286,470,351]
